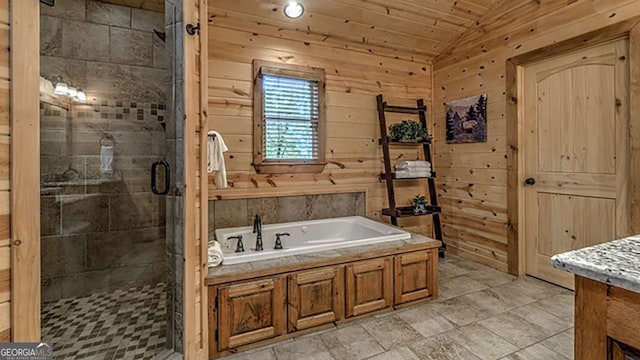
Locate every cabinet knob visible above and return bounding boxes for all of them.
[524,178,536,186]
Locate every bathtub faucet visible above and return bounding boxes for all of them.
[253,214,264,251]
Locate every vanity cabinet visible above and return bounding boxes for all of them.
[575,276,640,360]
[611,341,640,360]
[216,276,286,351]
[345,257,393,317]
[288,266,344,331]
[393,251,436,305]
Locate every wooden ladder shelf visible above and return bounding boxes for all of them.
[377,94,446,257]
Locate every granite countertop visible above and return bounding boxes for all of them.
[551,234,640,293]
[206,232,441,286]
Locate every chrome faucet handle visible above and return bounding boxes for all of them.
[228,235,244,253]
[274,233,290,250]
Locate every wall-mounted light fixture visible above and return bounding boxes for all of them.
[52,78,86,103]
[54,81,68,95]
[284,1,304,19]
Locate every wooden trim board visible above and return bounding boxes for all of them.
[629,22,640,235]
[198,0,210,357]
[183,0,210,357]
[10,0,41,341]
[505,19,640,276]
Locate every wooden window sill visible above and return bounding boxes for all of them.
[253,163,326,174]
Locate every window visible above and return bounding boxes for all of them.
[253,60,326,173]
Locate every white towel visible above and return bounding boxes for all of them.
[207,131,229,189]
[395,170,431,178]
[396,160,431,170]
[208,241,224,267]
[100,145,114,174]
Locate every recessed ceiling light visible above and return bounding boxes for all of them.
[284,1,304,19]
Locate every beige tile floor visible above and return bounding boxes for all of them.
[222,254,575,360]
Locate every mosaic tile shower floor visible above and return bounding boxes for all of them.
[42,283,167,360]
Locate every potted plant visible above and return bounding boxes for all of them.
[389,120,432,143]
[412,194,429,215]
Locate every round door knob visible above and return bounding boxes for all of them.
[524,178,536,186]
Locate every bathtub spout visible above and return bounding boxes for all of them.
[253,215,263,251]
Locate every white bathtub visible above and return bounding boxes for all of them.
[215,216,411,265]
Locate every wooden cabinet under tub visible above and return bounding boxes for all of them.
[215,276,286,351]
[345,258,393,317]
[206,234,441,359]
[394,250,437,305]
[288,266,344,331]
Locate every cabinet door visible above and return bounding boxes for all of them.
[217,276,286,350]
[288,266,344,332]
[345,257,393,317]
[394,250,436,305]
[610,340,640,360]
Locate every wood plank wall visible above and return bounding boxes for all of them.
[206,2,435,235]
[0,0,10,341]
[433,0,640,271]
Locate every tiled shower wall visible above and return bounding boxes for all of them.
[39,0,167,301]
[208,193,366,241]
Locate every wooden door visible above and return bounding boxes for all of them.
[523,39,630,289]
[288,266,344,332]
[345,258,393,317]
[217,277,286,350]
[394,250,437,305]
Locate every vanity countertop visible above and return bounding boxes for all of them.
[551,234,640,293]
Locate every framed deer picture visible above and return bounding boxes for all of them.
[445,94,487,144]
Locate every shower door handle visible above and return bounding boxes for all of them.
[151,160,170,195]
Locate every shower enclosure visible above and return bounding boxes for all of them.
[38,0,182,357]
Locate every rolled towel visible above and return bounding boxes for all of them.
[208,241,224,267]
[396,160,431,170]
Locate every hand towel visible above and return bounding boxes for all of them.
[395,170,432,178]
[100,145,114,174]
[396,160,431,170]
[208,241,224,267]
[396,164,431,172]
[207,131,229,189]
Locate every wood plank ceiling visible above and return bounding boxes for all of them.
[210,0,503,61]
